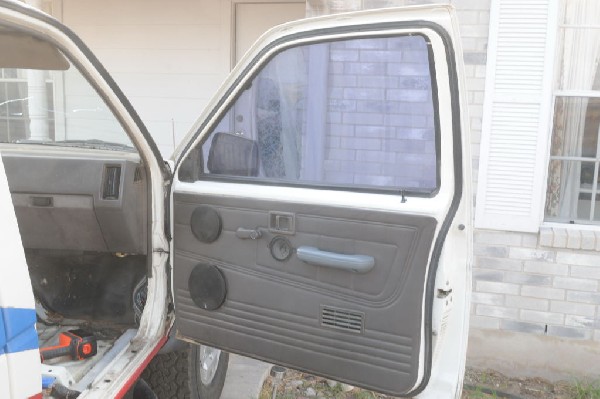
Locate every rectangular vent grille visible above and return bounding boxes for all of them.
[321,306,364,334]
[102,165,121,200]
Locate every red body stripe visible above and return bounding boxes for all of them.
[114,335,169,399]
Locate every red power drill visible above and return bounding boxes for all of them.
[40,329,97,362]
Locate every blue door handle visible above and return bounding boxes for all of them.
[296,246,374,273]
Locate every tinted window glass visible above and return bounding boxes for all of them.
[185,35,438,192]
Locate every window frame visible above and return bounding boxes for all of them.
[544,18,600,225]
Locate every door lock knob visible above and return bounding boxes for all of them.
[235,227,263,240]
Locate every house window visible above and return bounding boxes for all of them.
[545,0,600,223]
[0,64,134,147]
[0,68,55,142]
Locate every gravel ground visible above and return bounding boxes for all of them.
[259,368,600,399]
[462,368,574,398]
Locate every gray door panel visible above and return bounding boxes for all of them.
[173,192,436,394]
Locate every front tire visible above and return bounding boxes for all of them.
[142,343,229,399]
[190,345,228,398]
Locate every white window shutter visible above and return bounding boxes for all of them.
[475,0,558,232]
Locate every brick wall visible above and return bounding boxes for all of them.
[472,230,600,341]
[324,36,436,189]
[452,0,488,193]
[308,0,489,187]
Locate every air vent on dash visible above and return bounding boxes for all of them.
[321,306,364,334]
[102,165,121,200]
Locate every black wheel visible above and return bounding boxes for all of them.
[189,344,229,399]
[142,343,229,399]
[123,378,158,399]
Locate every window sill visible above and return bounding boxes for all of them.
[539,223,600,251]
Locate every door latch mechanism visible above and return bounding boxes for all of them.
[437,287,453,298]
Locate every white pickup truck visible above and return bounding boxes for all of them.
[0,1,472,397]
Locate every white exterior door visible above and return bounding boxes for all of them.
[234,1,306,64]
[232,1,305,139]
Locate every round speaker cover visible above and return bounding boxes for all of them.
[190,206,222,243]
[269,236,292,261]
[188,264,227,310]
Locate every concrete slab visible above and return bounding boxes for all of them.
[220,354,272,399]
[467,328,600,381]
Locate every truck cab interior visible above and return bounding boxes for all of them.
[0,28,153,391]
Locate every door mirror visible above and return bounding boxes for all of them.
[207,132,259,176]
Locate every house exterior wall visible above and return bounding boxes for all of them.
[51,0,234,156]
[472,230,600,341]
[454,0,600,379]
[50,0,306,157]
[452,0,600,379]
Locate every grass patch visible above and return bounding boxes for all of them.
[462,385,499,399]
[570,380,600,399]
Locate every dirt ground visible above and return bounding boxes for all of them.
[462,368,575,398]
[259,367,600,399]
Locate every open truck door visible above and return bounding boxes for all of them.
[0,136,41,399]
[170,5,472,397]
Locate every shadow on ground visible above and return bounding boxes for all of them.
[259,367,600,399]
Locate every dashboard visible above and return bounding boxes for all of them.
[1,144,148,254]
